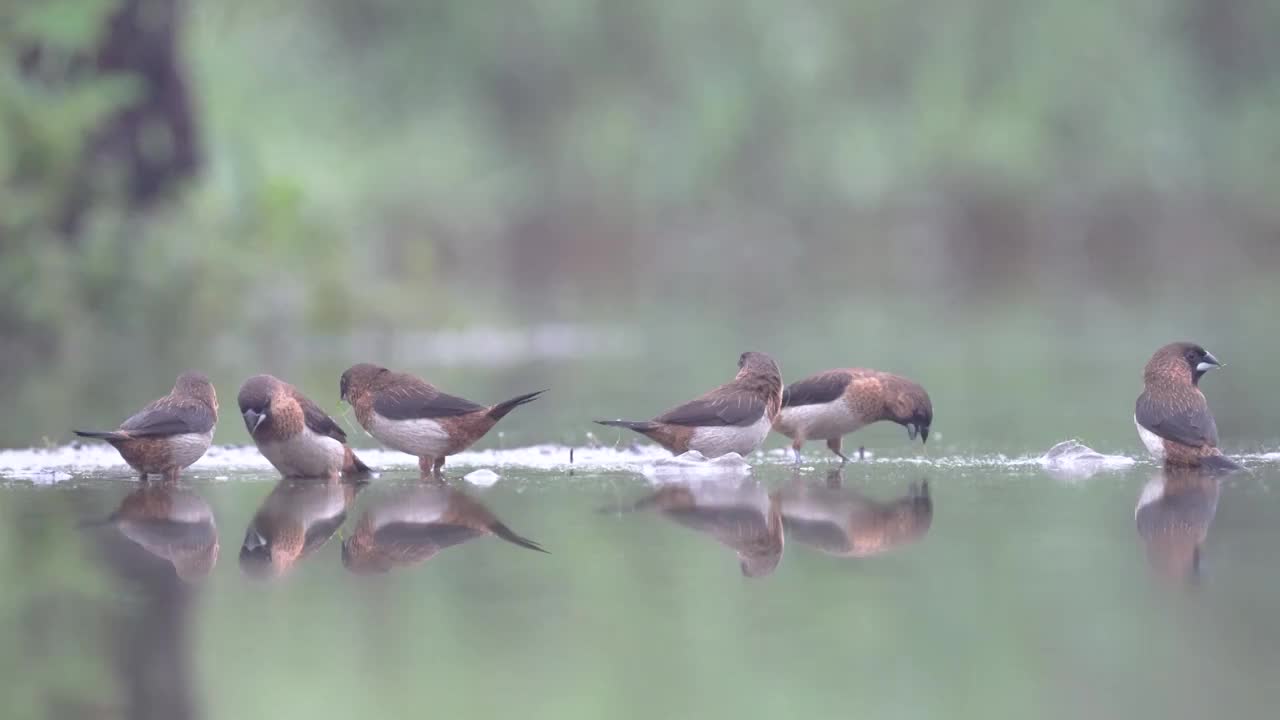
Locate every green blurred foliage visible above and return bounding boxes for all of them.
[2,0,1280,446]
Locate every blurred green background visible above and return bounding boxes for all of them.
[3,0,1279,451]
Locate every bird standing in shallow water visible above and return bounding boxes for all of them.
[238,374,371,479]
[340,363,545,478]
[773,368,932,465]
[594,351,784,459]
[1134,342,1241,472]
[74,371,218,482]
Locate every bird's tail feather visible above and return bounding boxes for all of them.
[488,390,547,421]
[343,446,373,477]
[73,429,128,442]
[593,419,657,432]
[1201,453,1244,473]
[489,522,549,553]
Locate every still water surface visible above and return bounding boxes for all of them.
[2,449,1278,720]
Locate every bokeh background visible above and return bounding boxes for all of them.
[6,4,1280,720]
[3,0,1280,450]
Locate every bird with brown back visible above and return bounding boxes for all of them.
[594,351,784,458]
[238,374,371,479]
[1134,342,1241,472]
[74,371,218,482]
[773,368,932,465]
[340,363,545,478]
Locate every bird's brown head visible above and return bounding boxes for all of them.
[174,371,218,412]
[1145,342,1222,387]
[736,351,783,387]
[237,374,284,437]
[340,363,388,405]
[889,383,933,444]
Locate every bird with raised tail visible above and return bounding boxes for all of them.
[238,374,371,479]
[594,351,784,459]
[339,363,546,477]
[773,368,932,465]
[1134,342,1241,472]
[74,371,218,482]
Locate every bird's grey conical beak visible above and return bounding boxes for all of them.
[1197,352,1222,372]
[242,409,266,433]
[242,528,267,551]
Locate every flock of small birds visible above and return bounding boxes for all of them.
[71,341,1240,484]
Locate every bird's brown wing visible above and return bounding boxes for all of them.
[296,392,348,443]
[372,377,486,420]
[1136,389,1220,448]
[657,385,766,427]
[119,397,216,437]
[782,370,852,407]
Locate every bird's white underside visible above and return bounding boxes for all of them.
[774,400,865,441]
[368,412,452,457]
[168,431,215,468]
[689,413,773,457]
[257,426,346,477]
[1134,414,1166,460]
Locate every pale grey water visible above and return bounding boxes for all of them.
[1,446,1278,720]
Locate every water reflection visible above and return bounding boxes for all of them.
[1135,467,1221,584]
[779,470,932,558]
[240,477,365,579]
[80,482,216,720]
[84,482,219,582]
[617,476,784,578]
[342,481,548,575]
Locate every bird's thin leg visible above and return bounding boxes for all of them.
[418,455,434,479]
[827,436,850,464]
[433,457,446,478]
[162,467,181,483]
[791,439,804,466]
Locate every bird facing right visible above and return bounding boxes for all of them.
[73,371,218,482]
[773,368,932,465]
[1134,342,1241,472]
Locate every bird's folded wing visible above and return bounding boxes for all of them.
[782,371,851,407]
[1136,390,1220,448]
[119,399,215,436]
[657,388,766,427]
[373,384,485,420]
[299,395,348,443]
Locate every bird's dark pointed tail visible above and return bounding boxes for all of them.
[1201,453,1244,473]
[343,446,373,477]
[593,419,657,432]
[488,390,548,421]
[74,429,128,442]
[489,522,549,553]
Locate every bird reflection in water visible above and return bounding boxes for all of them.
[1135,467,1221,585]
[240,477,365,579]
[778,470,932,558]
[342,480,548,575]
[613,476,784,578]
[82,482,219,582]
